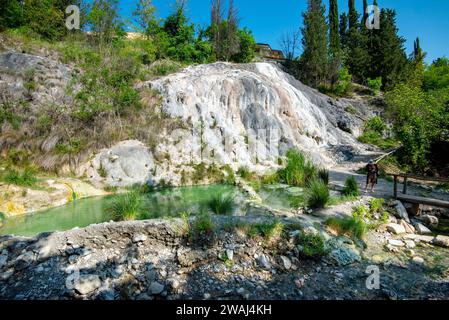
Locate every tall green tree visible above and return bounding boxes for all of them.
[339,12,348,48]
[87,0,124,47]
[328,0,340,58]
[299,0,329,87]
[369,9,407,89]
[344,0,370,82]
[133,0,160,38]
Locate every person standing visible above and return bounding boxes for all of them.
[365,160,379,193]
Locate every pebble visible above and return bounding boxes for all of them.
[412,257,425,264]
[388,239,405,247]
[132,234,147,243]
[149,281,165,295]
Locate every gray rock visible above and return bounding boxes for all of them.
[280,256,292,270]
[414,222,432,235]
[395,201,410,223]
[404,240,416,249]
[329,247,361,266]
[149,281,165,295]
[90,140,154,188]
[419,215,439,227]
[74,275,102,295]
[15,251,35,270]
[256,254,271,270]
[433,235,449,248]
[0,252,8,269]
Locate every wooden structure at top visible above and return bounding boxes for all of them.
[389,173,449,209]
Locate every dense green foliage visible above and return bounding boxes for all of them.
[298,0,328,87]
[1,167,37,187]
[278,149,318,187]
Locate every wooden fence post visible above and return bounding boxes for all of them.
[394,175,398,199]
[403,175,408,195]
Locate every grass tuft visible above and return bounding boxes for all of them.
[305,179,330,209]
[106,191,143,221]
[207,193,236,215]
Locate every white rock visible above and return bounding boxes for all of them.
[226,249,234,261]
[132,234,147,243]
[412,257,424,264]
[388,239,405,247]
[404,240,416,249]
[74,275,101,295]
[386,223,406,235]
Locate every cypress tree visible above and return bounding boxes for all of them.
[299,0,329,88]
[348,0,358,31]
[339,12,348,49]
[329,0,340,58]
[369,9,407,89]
[362,0,369,27]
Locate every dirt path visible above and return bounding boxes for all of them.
[329,154,449,203]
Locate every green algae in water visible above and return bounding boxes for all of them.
[0,185,243,237]
[258,185,304,210]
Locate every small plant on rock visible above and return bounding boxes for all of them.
[297,232,327,259]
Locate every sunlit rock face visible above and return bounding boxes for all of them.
[144,62,366,171]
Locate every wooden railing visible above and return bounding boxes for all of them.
[386,173,449,208]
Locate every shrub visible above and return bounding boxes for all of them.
[318,168,329,185]
[365,116,387,136]
[342,177,360,197]
[278,149,318,187]
[249,221,284,241]
[192,211,214,236]
[237,166,252,180]
[208,193,235,215]
[367,77,382,95]
[222,165,236,185]
[334,67,353,96]
[261,172,280,185]
[326,215,368,240]
[369,198,385,215]
[106,191,143,221]
[305,179,330,209]
[2,168,37,187]
[297,232,327,259]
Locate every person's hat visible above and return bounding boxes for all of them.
[369,160,374,164]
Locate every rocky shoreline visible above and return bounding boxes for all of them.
[1,214,448,300]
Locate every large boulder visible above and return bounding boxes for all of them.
[89,140,155,187]
[141,62,369,173]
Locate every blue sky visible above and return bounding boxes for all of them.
[117,0,449,64]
